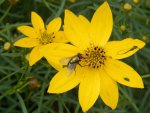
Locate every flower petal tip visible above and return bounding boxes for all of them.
[17,26,22,32]
[47,86,58,94]
[102,1,110,8]
[103,1,109,5]
[65,9,70,13]
[31,11,37,16]
[81,107,88,113]
[47,87,52,93]
[29,61,34,67]
[56,17,61,21]
[13,42,17,46]
[65,9,73,16]
[138,82,144,89]
[137,39,146,48]
[110,105,117,110]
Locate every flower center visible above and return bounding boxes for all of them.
[38,31,55,45]
[80,45,106,69]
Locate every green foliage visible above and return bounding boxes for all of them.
[0,0,150,113]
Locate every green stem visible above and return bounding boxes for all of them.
[55,0,66,17]
[16,93,28,113]
[141,74,150,79]
[119,86,140,113]
[43,0,55,14]
[0,5,12,23]
[0,66,25,83]
[37,69,51,113]
[58,95,71,113]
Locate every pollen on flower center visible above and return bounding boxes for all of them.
[38,31,55,45]
[80,45,106,69]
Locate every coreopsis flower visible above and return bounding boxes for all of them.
[14,12,67,66]
[44,2,145,112]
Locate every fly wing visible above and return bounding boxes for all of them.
[67,63,76,76]
[59,57,71,66]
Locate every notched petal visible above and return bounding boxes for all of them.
[105,38,145,59]
[105,59,144,88]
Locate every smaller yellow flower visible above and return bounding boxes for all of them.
[14,12,68,66]
[120,25,126,32]
[4,42,11,50]
[133,0,139,4]
[123,3,132,11]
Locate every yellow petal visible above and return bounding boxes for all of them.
[78,15,90,29]
[64,10,90,50]
[47,17,61,34]
[90,2,113,46]
[45,56,63,71]
[53,31,69,43]
[79,69,100,112]
[31,12,45,30]
[42,43,80,58]
[17,26,38,38]
[29,46,43,66]
[14,37,39,48]
[105,38,145,59]
[99,69,118,109]
[105,59,144,88]
[48,66,83,93]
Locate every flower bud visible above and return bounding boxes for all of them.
[133,0,139,4]
[142,36,148,42]
[120,25,126,32]
[4,42,11,50]
[29,77,41,89]
[123,3,132,11]
[69,0,77,3]
[25,53,30,61]
[8,0,19,5]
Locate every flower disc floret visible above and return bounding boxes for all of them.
[80,45,106,69]
[38,31,54,45]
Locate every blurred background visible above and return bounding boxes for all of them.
[0,0,150,113]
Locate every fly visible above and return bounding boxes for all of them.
[60,53,82,76]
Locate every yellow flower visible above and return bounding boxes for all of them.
[44,2,145,112]
[14,11,67,66]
